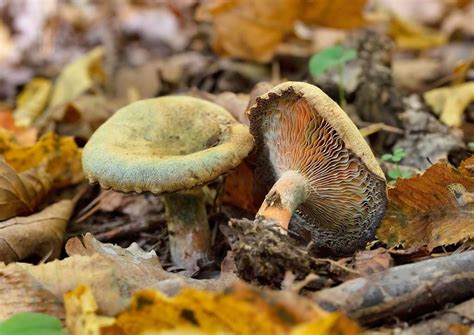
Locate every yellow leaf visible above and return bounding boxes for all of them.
[0,200,73,263]
[13,78,52,127]
[48,47,106,110]
[388,16,447,50]
[0,132,83,188]
[0,159,52,221]
[64,285,116,335]
[424,82,474,127]
[114,284,334,335]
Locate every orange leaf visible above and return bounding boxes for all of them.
[377,157,474,250]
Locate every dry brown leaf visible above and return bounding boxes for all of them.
[353,248,393,276]
[377,157,474,250]
[0,199,73,263]
[442,2,474,37]
[66,233,235,294]
[197,0,367,62]
[197,0,300,62]
[0,254,126,320]
[300,0,367,29]
[0,159,52,221]
[0,261,65,321]
[13,78,52,127]
[424,82,474,127]
[0,132,83,188]
[388,16,447,50]
[64,285,116,335]
[223,161,261,214]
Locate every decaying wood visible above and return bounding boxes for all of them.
[312,251,474,326]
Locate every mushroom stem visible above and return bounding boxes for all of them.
[163,189,210,268]
[257,170,310,229]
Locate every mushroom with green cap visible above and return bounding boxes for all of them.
[247,81,387,255]
[82,96,254,267]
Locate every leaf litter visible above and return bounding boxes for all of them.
[0,0,474,334]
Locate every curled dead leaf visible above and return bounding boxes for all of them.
[0,200,73,263]
[0,159,52,221]
[377,156,474,250]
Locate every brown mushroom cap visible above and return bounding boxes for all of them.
[248,81,387,254]
[82,96,254,194]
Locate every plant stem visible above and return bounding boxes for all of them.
[396,163,402,179]
[338,63,346,109]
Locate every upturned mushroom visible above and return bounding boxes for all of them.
[82,96,254,267]
[248,81,387,255]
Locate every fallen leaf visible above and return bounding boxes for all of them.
[0,254,126,321]
[197,0,299,62]
[0,200,73,263]
[0,312,66,335]
[442,2,474,37]
[113,283,349,335]
[223,161,260,214]
[13,78,52,127]
[47,47,106,110]
[353,248,393,276]
[388,16,447,50]
[64,286,116,335]
[392,58,443,91]
[0,132,83,188]
[300,0,367,29]
[197,0,367,62]
[0,160,52,221]
[377,157,474,250]
[424,82,474,127]
[0,111,38,146]
[65,233,235,294]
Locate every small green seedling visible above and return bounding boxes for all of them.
[0,312,66,335]
[308,45,357,109]
[381,148,412,180]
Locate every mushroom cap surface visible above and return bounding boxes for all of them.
[82,96,254,194]
[248,81,387,254]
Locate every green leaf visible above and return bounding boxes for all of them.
[401,171,413,179]
[381,153,393,161]
[391,156,403,163]
[0,312,66,335]
[393,148,405,155]
[388,169,401,180]
[308,46,357,76]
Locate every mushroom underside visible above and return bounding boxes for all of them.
[249,86,387,255]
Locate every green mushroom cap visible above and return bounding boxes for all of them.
[82,96,254,194]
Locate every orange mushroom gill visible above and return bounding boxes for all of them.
[249,82,387,255]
